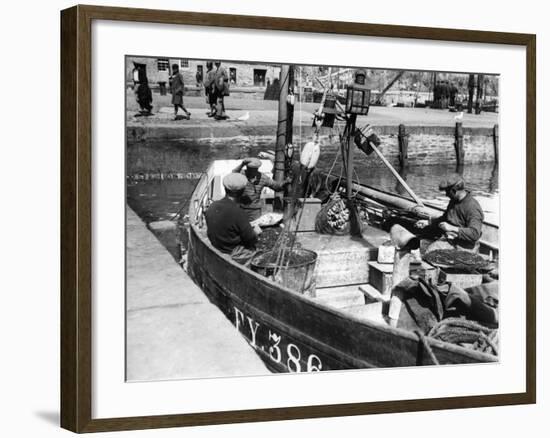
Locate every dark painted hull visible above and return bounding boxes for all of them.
[187,225,496,373]
[187,166,497,373]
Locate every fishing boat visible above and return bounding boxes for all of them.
[186,66,499,373]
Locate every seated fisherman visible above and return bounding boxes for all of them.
[205,173,262,265]
[233,157,291,221]
[415,175,484,252]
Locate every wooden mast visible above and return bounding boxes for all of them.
[274,65,291,183]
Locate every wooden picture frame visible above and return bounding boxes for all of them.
[60,4,536,433]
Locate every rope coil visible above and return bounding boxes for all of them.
[428,317,499,356]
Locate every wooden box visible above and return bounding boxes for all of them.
[439,269,483,289]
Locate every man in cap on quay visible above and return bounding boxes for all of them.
[213,60,229,120]
[205,173,263,265]
[415,174,484,253]
[233,157,292,222]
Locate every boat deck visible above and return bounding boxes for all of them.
[296,226,388,287]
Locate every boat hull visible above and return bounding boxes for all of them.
[187,225,496,373]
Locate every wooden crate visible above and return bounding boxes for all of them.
[439,269,482,289]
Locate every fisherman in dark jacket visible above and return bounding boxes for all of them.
[415,175,484,252]
[205,173,262,265]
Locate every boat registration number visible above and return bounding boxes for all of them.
[234,306,323,372]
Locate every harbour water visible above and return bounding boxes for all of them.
[127,138,499,225]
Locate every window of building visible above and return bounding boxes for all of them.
[253,69,267,86]
[179,59,189,69]
[157,58,170,71]
[229,68,237,85]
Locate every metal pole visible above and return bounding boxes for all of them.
[346,114,357,200]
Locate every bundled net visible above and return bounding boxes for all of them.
[315,194,352,235]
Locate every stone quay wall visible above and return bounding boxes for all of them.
[127,124,497,169]
[371,125,497,167]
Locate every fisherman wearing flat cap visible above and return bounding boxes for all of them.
[205,173,263,265]
[233,157,292,221]
[415,174,484,252]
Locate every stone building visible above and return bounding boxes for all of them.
[126,57,281,90]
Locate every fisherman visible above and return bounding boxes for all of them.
[213,61,229,120]
[415,174,484,252]
[205,173,262,265]
[233,157,291,221]
[203,61,217,117]
[170,63,191,120]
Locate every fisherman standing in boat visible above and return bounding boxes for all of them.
[415,174,484,252]
[205,173,262,265]
[233,157,291,222]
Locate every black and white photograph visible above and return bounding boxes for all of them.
[126,56,500,381]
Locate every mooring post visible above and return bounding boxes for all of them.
[467,74,475,114]
[397,124,408,168]
[475,74,484,115]
[454,121,464,166]
[493,124,499,163]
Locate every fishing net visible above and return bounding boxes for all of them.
[424,249,490,272]
[256,228,298,253]
[315,194,358,235]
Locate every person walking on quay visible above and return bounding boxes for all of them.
[205,173,262,265]
[214,61,229,120]
[432,81,441,108]
[170,63,191,121]
[449,81,459,107]
[133,62,153,116]
[441,80,450,109]
[415,174,484,253]
[233,158,291,221]
[195,67,203,87]
[204,61,217,117]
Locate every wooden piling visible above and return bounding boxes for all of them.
[454,122,465,166]
[397,124,408,168]
[475,74,484,115]
[493,124,499,163]
[467,74,475,114]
